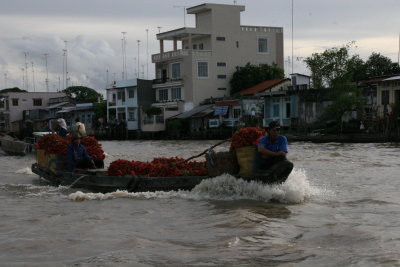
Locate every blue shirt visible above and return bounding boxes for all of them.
[66,143,92,171]
[257,135,288,153]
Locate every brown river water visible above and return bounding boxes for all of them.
[0,140,399,266]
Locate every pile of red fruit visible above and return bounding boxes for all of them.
[36,134,105,160]
[230,127,266,149]
[107,157,208,177]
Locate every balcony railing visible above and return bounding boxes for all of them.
[153,77,183,84]
[152,49,212,63]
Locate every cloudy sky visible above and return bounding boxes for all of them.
[0,0,399,94]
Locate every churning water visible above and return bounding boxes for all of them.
[1,140,399,266]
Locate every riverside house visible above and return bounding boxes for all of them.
[145,3,284,132]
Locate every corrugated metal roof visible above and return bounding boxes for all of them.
[383,76,400,81]
[43,101,70,110]
[172,104,214,119]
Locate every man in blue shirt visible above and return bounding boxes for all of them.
[66,133,96,171]
[257,121,293,181]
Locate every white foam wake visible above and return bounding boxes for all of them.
[15,167,34,175]
[68,168,320,203]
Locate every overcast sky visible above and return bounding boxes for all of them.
[0,0,399,94]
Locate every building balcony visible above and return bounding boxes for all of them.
[152,78,184,88]
[152,49,212,63]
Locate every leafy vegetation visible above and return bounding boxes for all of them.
[62,86,103,103]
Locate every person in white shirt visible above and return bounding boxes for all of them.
[75,118,86,136]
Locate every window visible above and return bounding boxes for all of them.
[217,62,226,67]
[258,37,268,53]
[236,41,239,48]
[217,75,226,79]
[171,87,181,100]
[273,103,280,117]
[199,43,204,50]
[197,61,208,78]
[128,89,135,98]
[382,90,389,105]
[218,88,227,91]
[117,91,125,102]
[159,89,168,102]
[286,103,291,118]
[216,36,226,41]
[33,98,42,106]
[193,44,197,50]
[171,62,181,80]
[128,107,137,121]
[12,98,18,106]
[233,108,241,119]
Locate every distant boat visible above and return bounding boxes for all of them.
[0,136,33,155]
[0,132,51,156]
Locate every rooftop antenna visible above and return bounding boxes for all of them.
[121,32,127,80]
[157,26,162,33]
[31,62,36,92]
[137,40,141,79]
[146,29,149,79]
[21,68,25,90]
[64,40,68,89]
[291,0,294,74]
[106,69,109,89]
[398,32,399,65]
[233,0,237,4]
[24,52,29,91]
[173,6,189,27]
[44,53,49,92]
[134,57,137,78]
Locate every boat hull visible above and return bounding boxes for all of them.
[31,160,293,193]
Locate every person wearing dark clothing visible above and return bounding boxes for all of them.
[256,121,293,182]
[66,133,96,171]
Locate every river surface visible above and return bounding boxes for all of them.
[1,140,399,266]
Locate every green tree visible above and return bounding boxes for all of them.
[230,63,284,95]
[324,77,365,125]
[304,42,358,88]
[62,86,103,103]
[0,87,27,93]
[364,52,400,78]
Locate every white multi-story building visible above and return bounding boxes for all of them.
[149,3,284,131]
[0,92,66,132]
[106,79,153,131]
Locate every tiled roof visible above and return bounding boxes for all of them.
[238,78,290,96]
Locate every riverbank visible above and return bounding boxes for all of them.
[286,133,399,143]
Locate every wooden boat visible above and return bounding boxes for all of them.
[0,136,34,155]
[31,160,293,193]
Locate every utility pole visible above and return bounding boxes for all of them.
[4,72,7,89]
[173,6,189,27]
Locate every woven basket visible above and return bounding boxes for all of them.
[206,151,239,177]
[235,146,257,177]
